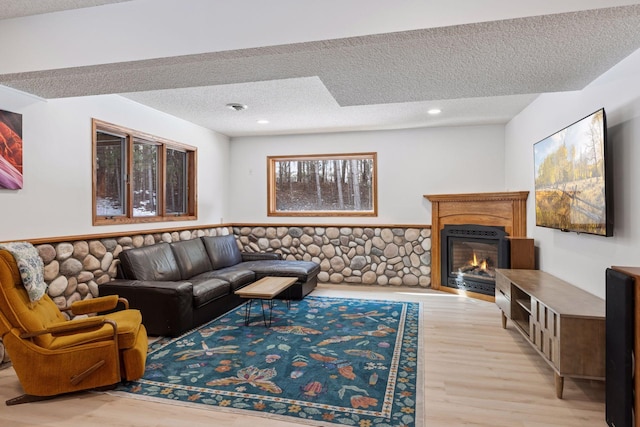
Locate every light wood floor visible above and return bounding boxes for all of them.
[0,284,606,426]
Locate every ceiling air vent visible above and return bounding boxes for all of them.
[226,103,247,111]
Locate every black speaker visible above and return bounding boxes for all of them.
[606,268,634,427]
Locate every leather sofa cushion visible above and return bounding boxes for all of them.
[239,260,320,282]
[193,267,255,291]
[170,239,213,280]
[201,235,243,270]
[191,278,230,308]
[119,243,181,281]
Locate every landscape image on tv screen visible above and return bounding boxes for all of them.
[534,109,610,236]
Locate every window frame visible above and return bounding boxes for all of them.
[267,152,378,217]
[92,119,197,225]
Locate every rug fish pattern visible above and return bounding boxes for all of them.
[118,296,420,427]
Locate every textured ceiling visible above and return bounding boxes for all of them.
[2,2,640,137]
[0,0,130,19]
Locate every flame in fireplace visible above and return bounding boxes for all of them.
[470,252,488,271]
[461,251,490,275]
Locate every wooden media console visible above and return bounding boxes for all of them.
[495,269,605,399]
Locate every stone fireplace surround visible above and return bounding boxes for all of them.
[425,191,530,301]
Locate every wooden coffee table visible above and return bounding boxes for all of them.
[235,276,298,327]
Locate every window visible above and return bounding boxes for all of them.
[166,148,188,215]
[92,119,197,225]
[132,139,159,217]
[267,152,377,217]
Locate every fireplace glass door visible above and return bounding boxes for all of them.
[449,238,499,283]
[440,224,510,296]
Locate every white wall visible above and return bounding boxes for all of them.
[0,87,230,241]
[228,125,505,225]
[505,48,640,298]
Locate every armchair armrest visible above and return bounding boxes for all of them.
[70,295,129,316]
[21,317,114,339]
[21,318,119,351]
[241,252,282,261]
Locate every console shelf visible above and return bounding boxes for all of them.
[515,298,531,313]
[495,269,605,399]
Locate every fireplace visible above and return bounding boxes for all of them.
[425,192,531,300]
[440,224,510,296]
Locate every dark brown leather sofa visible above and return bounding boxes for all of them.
[99,235,319,337]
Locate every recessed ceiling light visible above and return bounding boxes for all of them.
[257,119,270,124]
[226,103,247,111]
[427,108,442,115]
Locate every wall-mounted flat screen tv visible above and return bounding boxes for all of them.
[533,108,612,236]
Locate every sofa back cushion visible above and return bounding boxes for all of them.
[118,243,181,281]
[201,235,242,270]
[170,239,213,280]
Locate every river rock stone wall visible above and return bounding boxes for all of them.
[234,226,432,287]
[0,226,233,369]
[0,224,431,368]
[34,227,233,319]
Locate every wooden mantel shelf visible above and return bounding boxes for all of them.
[424,191,529,300]
[425,191,529,203]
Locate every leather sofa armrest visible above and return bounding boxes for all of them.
[99,279,194,336]
[99,279,193,302]
[241,252,282,261]
[101,279,193,291]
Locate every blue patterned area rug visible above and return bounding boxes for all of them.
[113,296,423,427]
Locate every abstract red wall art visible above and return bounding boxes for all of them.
[0,109,23,189]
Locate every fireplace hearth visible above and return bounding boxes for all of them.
[440,224,510,296]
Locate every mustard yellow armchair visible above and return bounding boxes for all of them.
[0,249,148,405]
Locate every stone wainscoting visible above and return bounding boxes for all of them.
[0,227,232,369]
[0,224,430,368]
[234,226,431,287]
[34,227,233,317]
[33,225,431,313]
